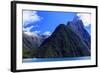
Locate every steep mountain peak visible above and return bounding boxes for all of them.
[66,18,90,49]
[71,16,84,28]
[53,24,66,32]
[36,22,90,58]
[57,24,66,28]
[67,19,84,32]
[72,16,80,21]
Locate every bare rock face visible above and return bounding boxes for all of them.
[36,23,90,58]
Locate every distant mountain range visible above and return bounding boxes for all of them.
[23,18,91,58]
[23,31,50,58]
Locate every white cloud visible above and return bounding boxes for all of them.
[23,11,43,32]
[23,11,42,27]
[23,26,34,32]
[34,31,41,34]
[24,31,38,37]
[43,31,51,36]
[77,13,91,26]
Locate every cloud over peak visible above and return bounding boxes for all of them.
[43,31,51,36]
[77,13,91,27]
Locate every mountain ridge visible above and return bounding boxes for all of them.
[35,22,90,58]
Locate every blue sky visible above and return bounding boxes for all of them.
[23,10,91,35]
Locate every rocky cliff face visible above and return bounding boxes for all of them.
[36,23,90,58]
[67,19,91,49]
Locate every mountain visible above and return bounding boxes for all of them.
[35,23,90,58]
[23,31,51,58]
[23,17,91,58]
[23,31,49,58]
[23,32,43,49]
[67,19,91,49]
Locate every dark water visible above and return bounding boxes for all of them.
[22,56,91,63]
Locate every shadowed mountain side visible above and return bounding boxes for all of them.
[23,32,46,58]
[22,31,51,58]
[67,20,91,49]
[35,24,90,58]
